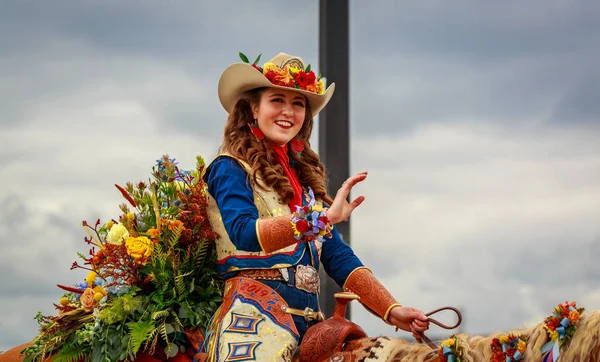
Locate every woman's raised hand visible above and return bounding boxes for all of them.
[326,171,367,225]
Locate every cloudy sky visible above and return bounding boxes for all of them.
[1,0,599,352]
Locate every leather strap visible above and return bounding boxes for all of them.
[282,305,325,322]
[237,269,285,281]
[413,306,463,350]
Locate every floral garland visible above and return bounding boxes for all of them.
[439,335,463,362]
[490,333,527,362]
[541,301,584,362]
[290,187,332,242]
[239,52,325,94]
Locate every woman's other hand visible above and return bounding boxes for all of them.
[326,171,367,224]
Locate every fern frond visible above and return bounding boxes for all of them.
[169,225,183,247]
[52,343,87,362]
[127,320,155,356]
[170,310,183,328]
[152,310,169,320]
[194,241,210,269]
[159,322,169,342]
[175,270,193,296]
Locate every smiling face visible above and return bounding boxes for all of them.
[251,87,307,146]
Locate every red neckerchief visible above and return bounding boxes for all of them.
[269,144,303,211]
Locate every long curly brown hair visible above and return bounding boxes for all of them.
[219,87,333,205]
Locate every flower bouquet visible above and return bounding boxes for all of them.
[22,155,222,362]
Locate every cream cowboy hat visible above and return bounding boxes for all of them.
[218,52,335,117]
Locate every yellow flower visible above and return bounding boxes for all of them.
[59,297,69,306]
[262,62,279,74]
[126,213,136,222]
[441,338,455,348]
[517,340,527,353]
[94,292,104,302]
[93,285,107,296]
[499,335,510,344]
[316,79,325,94]
[288,66,300,74]
[106,220,115,230]
[550,330,559,342]
[125,236,153,265]
[106,223,129,245]
[85,271,98,287]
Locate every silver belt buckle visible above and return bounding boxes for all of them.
[279,268,290,282]
[295,265,320,294]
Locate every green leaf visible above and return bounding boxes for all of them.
[165,343,179,358]
[305,64,311,73]
[178,305,189,319]
[253,53,262,65]
[239,52,249,63]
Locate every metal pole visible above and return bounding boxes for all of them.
[318,0,350,319]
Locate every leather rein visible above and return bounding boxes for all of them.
[411,306,463,350]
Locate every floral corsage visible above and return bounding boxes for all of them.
[439,335,463,362]
[290,187,332,242]
[541,301,584,361]
[490,333,527,362]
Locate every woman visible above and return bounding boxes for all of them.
[202,52,429,361]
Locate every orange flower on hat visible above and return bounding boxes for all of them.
[272,66,294,87]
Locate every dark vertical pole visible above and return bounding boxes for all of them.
[318,0,350,319]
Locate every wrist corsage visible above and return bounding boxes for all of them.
[290,187,333,242]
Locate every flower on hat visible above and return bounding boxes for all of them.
[239,52,325,95]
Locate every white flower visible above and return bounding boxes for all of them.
[106,223,129,245]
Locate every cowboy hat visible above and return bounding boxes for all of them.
[218,52,335,117]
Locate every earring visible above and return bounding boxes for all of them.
[289,136,305,156]
[248,120,265,141]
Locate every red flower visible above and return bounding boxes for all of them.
[318,216,330,225]
[293,71,315,88]
[264,71,277,83]
[115,184,137,208]
[295,219,310,233]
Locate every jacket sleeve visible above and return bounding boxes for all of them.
[320,227,401,323]
[205,156,299,253]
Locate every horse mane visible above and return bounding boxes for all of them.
[457,310,600,361]
[383,310,600,362]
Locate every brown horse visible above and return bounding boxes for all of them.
[329,309,600,362]
[3,299,599,362]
